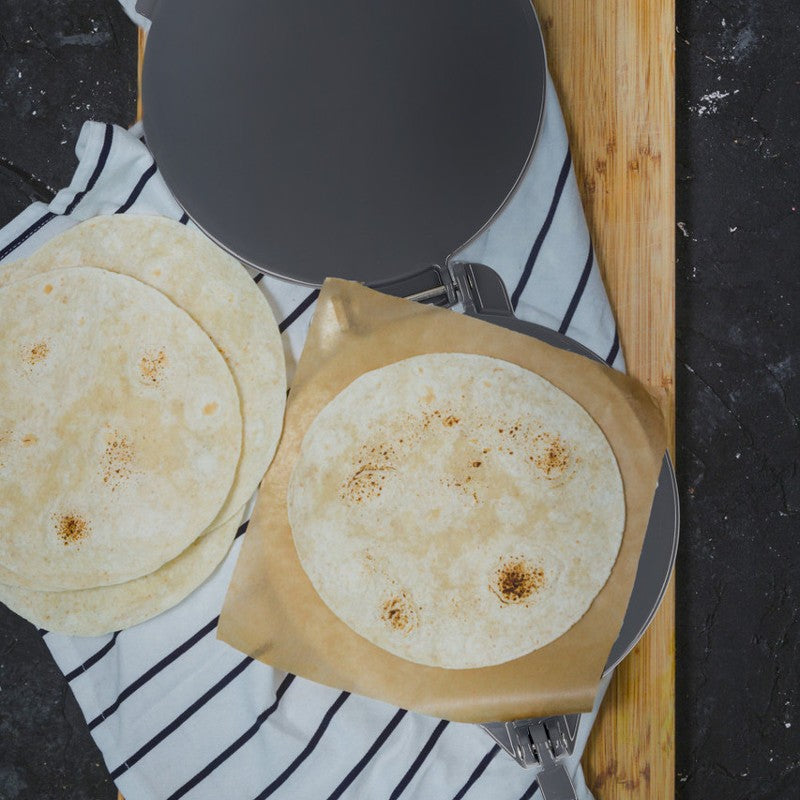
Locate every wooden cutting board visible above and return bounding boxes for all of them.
[128,1,674,796]
[531,2,676,798]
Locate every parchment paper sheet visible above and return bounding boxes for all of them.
[219,279,666,722]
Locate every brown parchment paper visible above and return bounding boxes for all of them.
[219,279,666,723]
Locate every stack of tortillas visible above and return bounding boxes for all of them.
[0,215,285,636]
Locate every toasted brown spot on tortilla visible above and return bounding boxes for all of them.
[21,434,37,446]
[24,341,49,366]
[43,284,53,294]
[471,461,482,467]
[491,557,545,605]
[101,430,134,490]
[442,415,459,427]
[55,514,90,545]
[340,442,396,503]
[203,402,219,415]
[361,551,378,573]
[380,591,418,634]
[139,348,167,385]
[341,463,393,502]
[531,433,570,478]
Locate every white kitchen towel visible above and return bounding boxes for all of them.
[0,72,623,800]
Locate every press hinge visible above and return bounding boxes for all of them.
[482,714,581,800]
[379,261,514,316]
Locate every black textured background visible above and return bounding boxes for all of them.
[0,1,798,798]
[0,2,135,798]
[675,1,800,798]
[0,0,136,225]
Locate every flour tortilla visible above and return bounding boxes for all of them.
[0,267,241,590]
[0,510,242,636]
[3,215,286,524]
[288,353,625,669]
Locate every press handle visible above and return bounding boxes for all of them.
[448,261,514,316]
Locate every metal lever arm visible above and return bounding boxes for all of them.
[528,721,578,800]
[369,265,456,306]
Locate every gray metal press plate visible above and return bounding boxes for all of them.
[141,0,546,284]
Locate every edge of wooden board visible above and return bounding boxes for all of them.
[532,2,676,798]
[136,28,144,123]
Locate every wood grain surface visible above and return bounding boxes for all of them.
[122,35,145,800]
[130,3,675,796]
[531,2,676,798]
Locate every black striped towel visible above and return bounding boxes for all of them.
[0,69,620,799]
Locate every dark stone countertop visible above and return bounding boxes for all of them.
[0,1,798,799]
[0,2,135,798]
[675,1,799,797]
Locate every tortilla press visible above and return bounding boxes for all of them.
[137,1,678,796]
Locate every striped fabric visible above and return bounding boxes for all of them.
[0,68,619,799]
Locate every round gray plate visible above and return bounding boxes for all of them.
[142,0,546,284]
